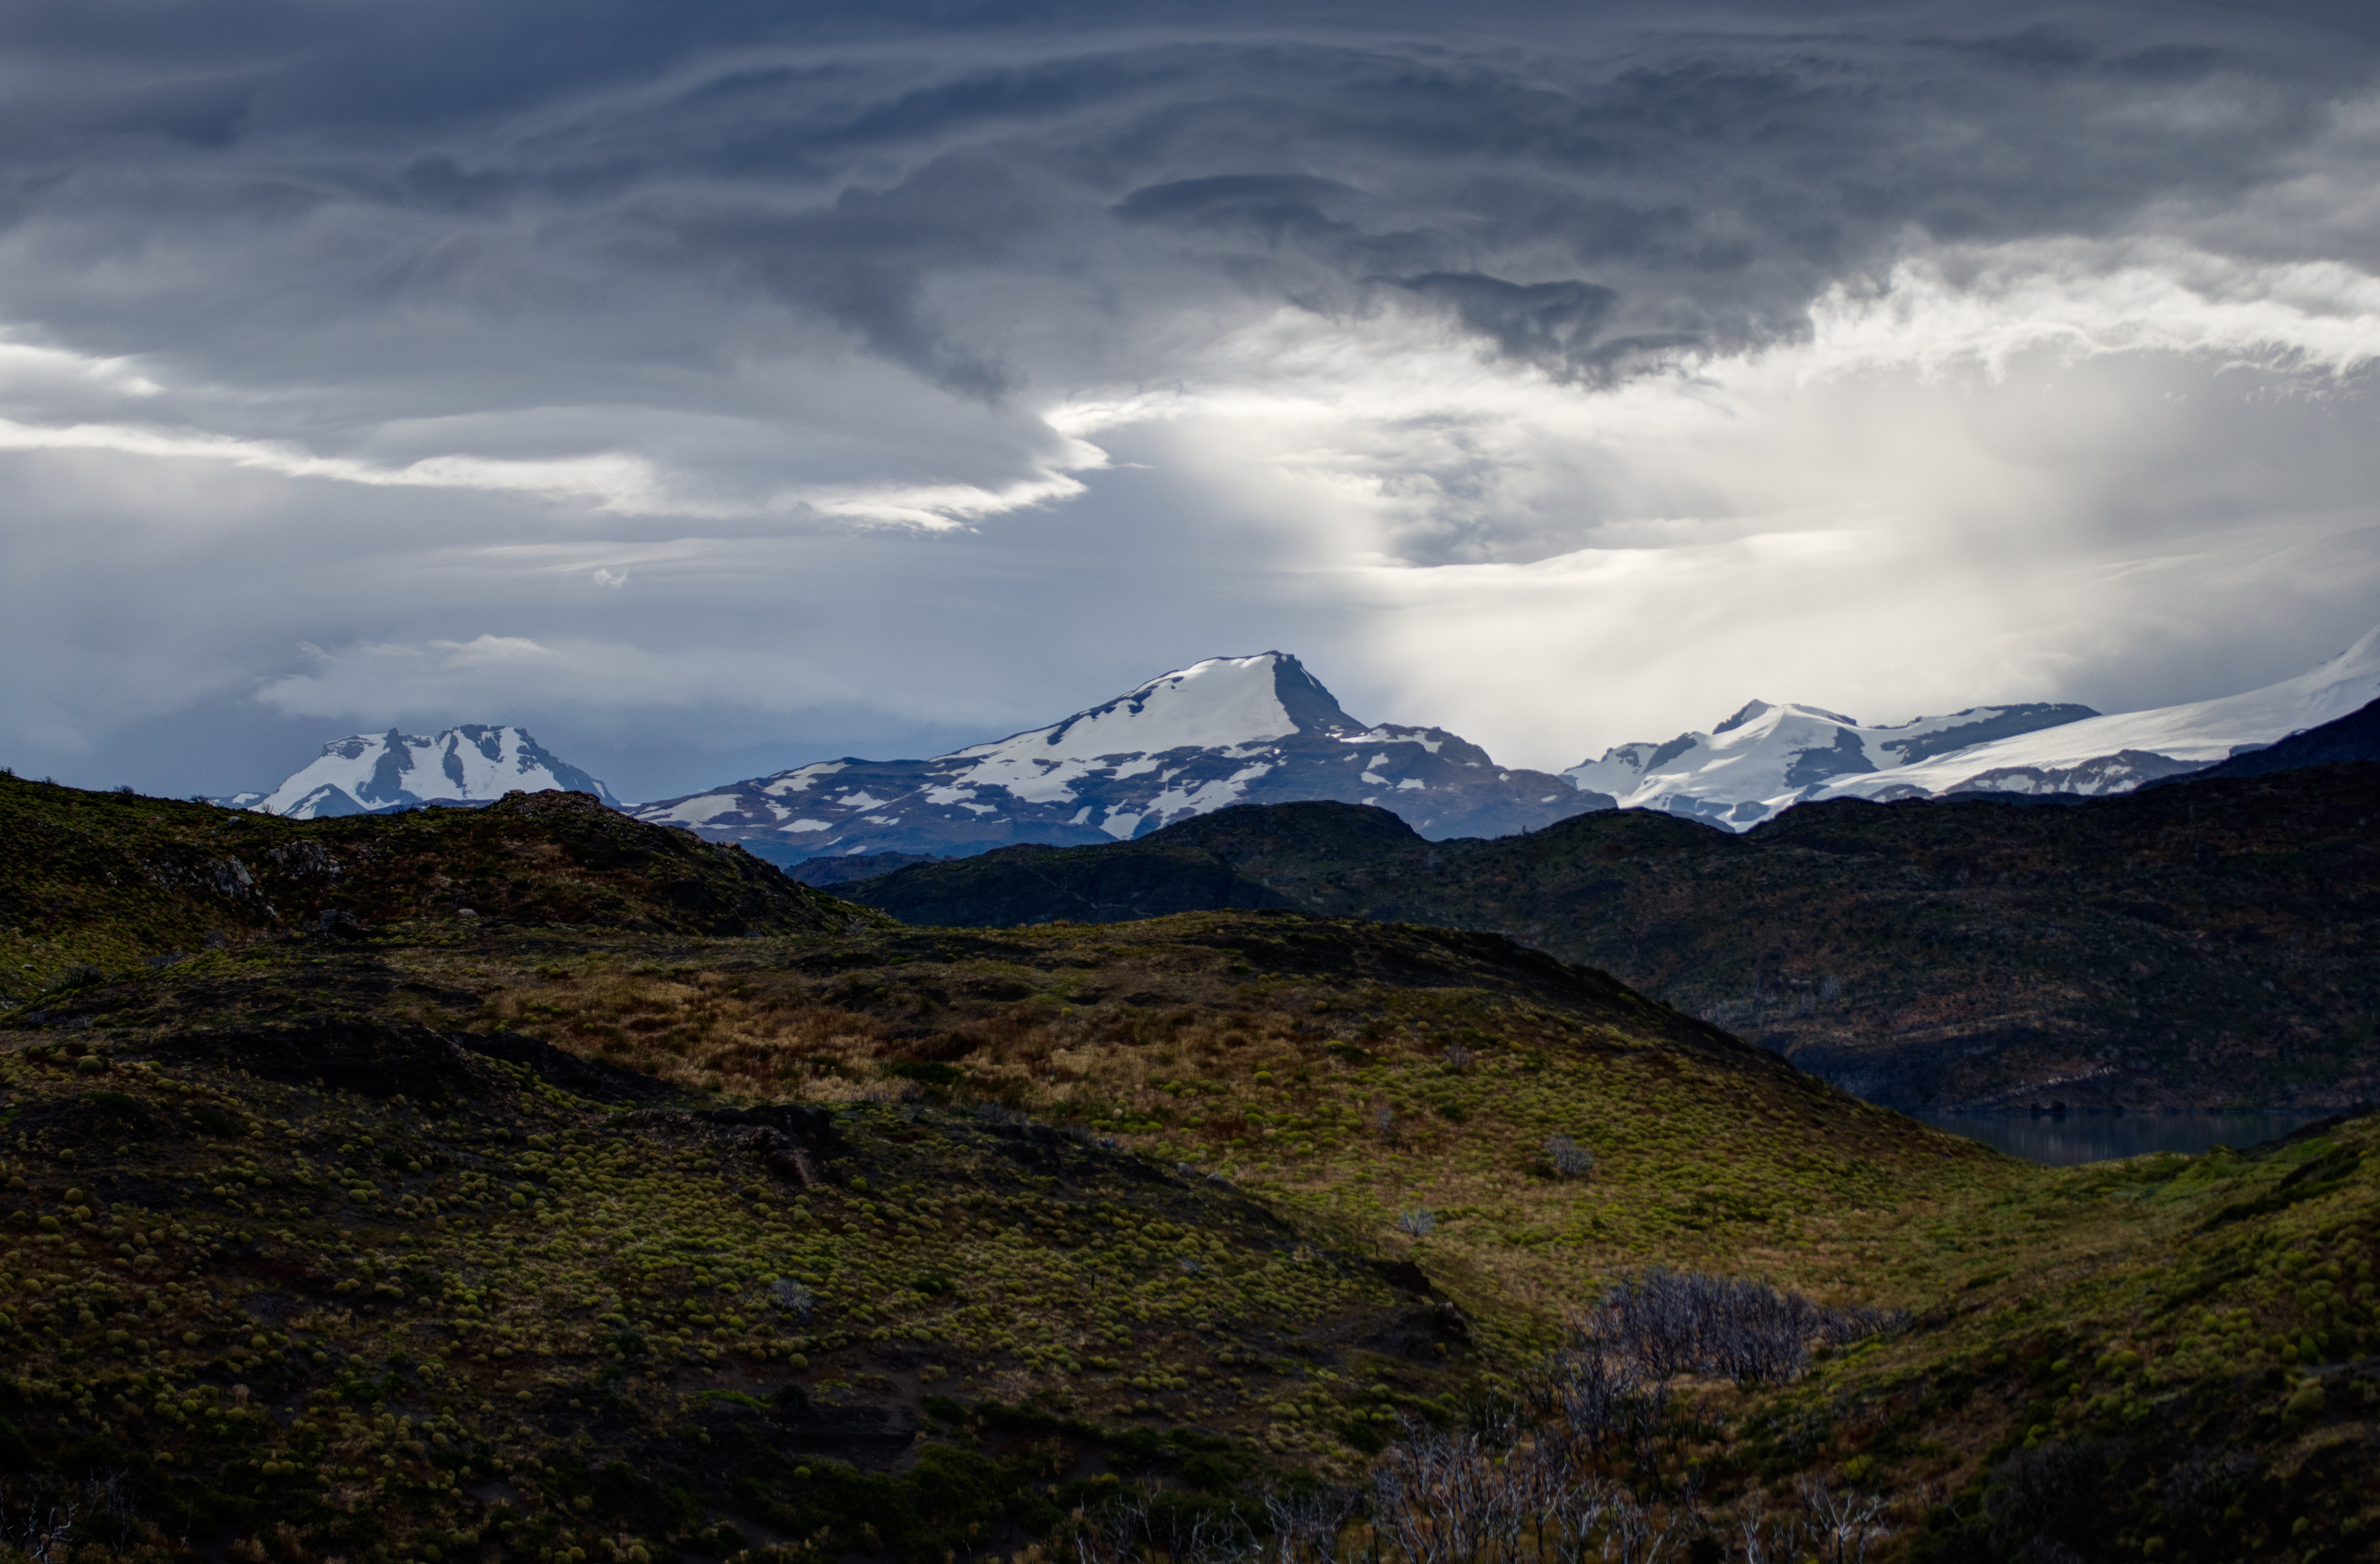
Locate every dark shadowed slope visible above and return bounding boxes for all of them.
[0,777,881,1004]
[838,770,2380,1112]
[6,772,2380,1564]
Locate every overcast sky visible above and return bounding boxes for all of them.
[5,0,2379,802]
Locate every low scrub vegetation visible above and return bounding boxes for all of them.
[1,775,2376,1564]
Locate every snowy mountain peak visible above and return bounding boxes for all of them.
[635,652,1602,862]
[2301,623,2380,692]
[965,652,1357,767]
[250,724,614,819]
[1712,699,1774,735]
[1564,699,2101,829]
[1566,621,2380,830]
[1813,622,2380,807]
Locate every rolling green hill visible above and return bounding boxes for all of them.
[0,779,880,1010]
[839,768,2380,1113]
[1,775,2376,1564]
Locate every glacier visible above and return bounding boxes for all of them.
[1810,624,2380,807]
[1566,623,2380,829]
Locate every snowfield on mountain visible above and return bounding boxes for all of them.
[632,653,1611,863]
[1561,698,2100,829]
[1565,622,2380,829]
[1811,624,2380,805]
[242,724,618,819]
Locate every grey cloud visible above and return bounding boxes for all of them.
[3,0,2380,791]
[1114,174,1363,231]
[1391,271,1708,385]
[7,6,2373,408]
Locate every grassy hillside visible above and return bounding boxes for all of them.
[2,778,2377,1564]
[0,776,880,1008]
[840,769,2380,1112]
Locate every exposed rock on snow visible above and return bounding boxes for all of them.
[635,653,1609,860]
[1564,625,2380,830]
[245,725,615,819]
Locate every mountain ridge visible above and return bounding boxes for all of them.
[4,769,2377,1564]
[2144,694,2380,786]
[1807,623,2380,807]
[1561,623,2380,829]
[631,653,1611,861]
[203,626,2380,850]
[833,764,2380,1113]
[1563,698,2102,828]
[238,723,617,819]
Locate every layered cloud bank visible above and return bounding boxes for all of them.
[4,0,2380,794]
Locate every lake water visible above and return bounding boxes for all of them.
[1912,1111,2343,1167]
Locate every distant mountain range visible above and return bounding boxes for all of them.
[221,627,2380,858]
[828,745,2380,1113]
[1565,624,2380,829]
[627,653,1607,864]
[1562,700,2102,829]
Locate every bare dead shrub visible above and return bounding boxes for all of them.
[1581,1268,1909,1388]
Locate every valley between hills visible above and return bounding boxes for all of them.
[0,775,2375,1564]
[834,766,2380,1115]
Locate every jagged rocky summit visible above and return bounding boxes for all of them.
[239,725,617,819]
[1565,623,2380,830]
[633,652,1610,862]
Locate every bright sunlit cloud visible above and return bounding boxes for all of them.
[3,0,2378,796]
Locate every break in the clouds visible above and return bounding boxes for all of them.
[4,0,2380,798]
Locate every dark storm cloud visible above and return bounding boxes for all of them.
[1389,273,1709,386]
[3,0,2379,793]
[6,0,2372,392]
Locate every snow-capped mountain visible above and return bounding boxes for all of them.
[1562,699,2100,829]
[246,725,616,819]
[634,653,1610,860]
[1565,623,2380,829]
[1811,624,2380,806]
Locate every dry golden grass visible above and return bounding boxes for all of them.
[472,930,2019,1364]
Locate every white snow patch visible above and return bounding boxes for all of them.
[951,654,1300,802]
[644,793,745,826]
[1139,772,1260,824]
[763,764,843,795]
[254,724,613,817]
[1817,624,2380,803]
[1344,729,1443,754]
